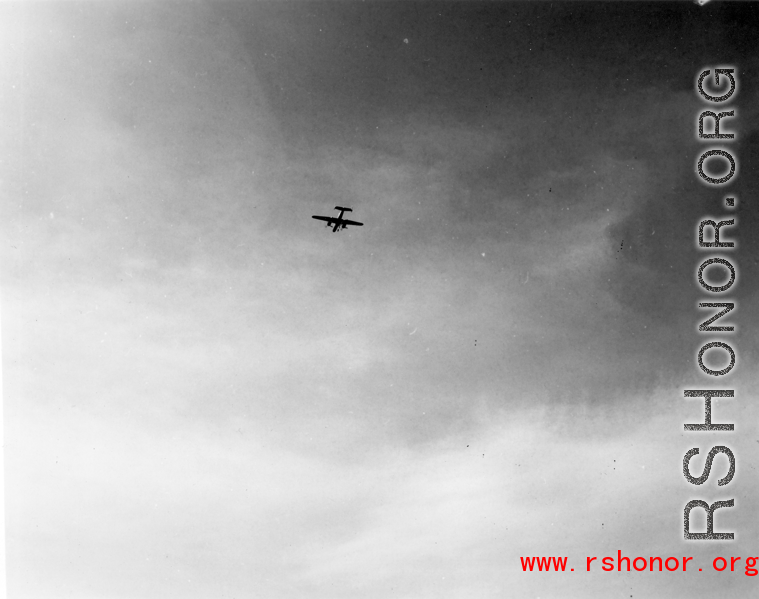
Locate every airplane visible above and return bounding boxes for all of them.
[312,206,364,232]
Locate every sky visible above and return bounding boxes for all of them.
[3,1,759,597]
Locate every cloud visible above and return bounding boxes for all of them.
[6,3,759,598]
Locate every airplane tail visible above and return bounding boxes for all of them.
[334,206,352,212]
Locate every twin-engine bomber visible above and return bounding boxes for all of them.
[312,206,364,233]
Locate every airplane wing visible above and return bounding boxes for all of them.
[342,219,363,226]
[312,216,336,224]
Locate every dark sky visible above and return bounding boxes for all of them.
[3,2,759,597]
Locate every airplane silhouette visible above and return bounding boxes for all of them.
[312,206,364,232]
